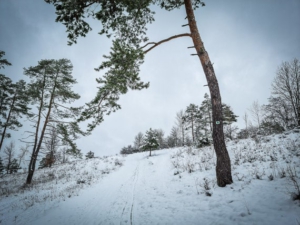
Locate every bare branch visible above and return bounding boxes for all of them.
[142,33,192,54]
[48,119,74,124]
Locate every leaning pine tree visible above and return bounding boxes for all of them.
[24,59,85,184]
[0,79,30,150]
[46,0,233,186]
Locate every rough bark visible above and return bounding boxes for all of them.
[191,113,195,142]
[184,0,233,187]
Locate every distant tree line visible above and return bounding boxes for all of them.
[120,93,238,155]
[239,58,300,139]
[120,58,300,155]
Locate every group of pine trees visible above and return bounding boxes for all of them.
[0,51,86,184]
[120,93,238,155]
[121,56,300,155]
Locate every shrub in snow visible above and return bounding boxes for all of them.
[250,167,265,180]
[268,174,274,181]
[194,177,216,196]
[120,145,140,155]
[85,151,95,159]
[185,160,195,173]
[174,170,180,176]
[77,179,86,184]
[8,158,21,174]
[39,153,56,169]
[114,159,123,166]
[278,167,286,178]
[234,172,245,181]
[286,166,300,201]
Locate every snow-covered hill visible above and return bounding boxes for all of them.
[1,130,300,225]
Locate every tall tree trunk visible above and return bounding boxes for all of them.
[0,93,16,150]
[184,0,233,187]
[191,113,195,142]
[26,72,57,184]
[26,76,46,184]
[208,106,213,133]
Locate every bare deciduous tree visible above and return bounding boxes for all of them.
[272,58,300,126]
[263,96,293,130]
[224,125,239,140]
[243,112,249,138]
[3,141,15,174]
[248,101,263,128]
[18,144,29,168]
[134,132,144,150]
[175,110,187,146]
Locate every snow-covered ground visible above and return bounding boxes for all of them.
[1,130,300,225]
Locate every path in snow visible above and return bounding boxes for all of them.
[10,139,300,225]
[29,151,182,225]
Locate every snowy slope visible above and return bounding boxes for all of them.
[1,130,300,225]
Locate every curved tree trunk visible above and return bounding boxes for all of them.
[26,74,46,184]
[26,72,57,184]
[0,93,16,150]
[184,0,233,187]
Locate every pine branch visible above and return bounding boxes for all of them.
[142,33,192,54]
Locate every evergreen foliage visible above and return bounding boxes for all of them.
[222,104,238,140]
[45,0,232,187]
[259,120,285,136]
[78,40,149,132]
[38,158,47,169]
[222,104,238,125]
[142,128,159,156]
[45,0,204,132]
[24,59,85,184]
[0,74,12,129]
[200,93,213,132]
[8,158,20,174]
[153,129,166,149]
[0,52,31,150]
[120,145,139,155]
[85,151,95,159]
[183,104,202,144]
[0,51,11,69]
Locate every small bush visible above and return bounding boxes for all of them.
[286,166,300,201]
[278,168,286,178]
[268,174,274,181]
[114,159,123,166]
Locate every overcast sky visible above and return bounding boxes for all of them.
[1,0,300,157]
